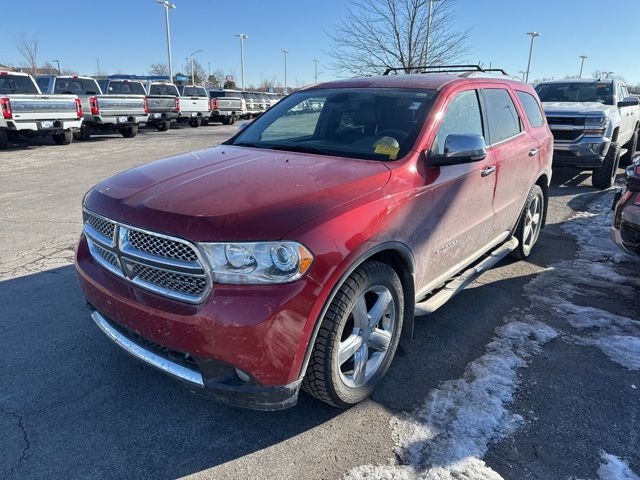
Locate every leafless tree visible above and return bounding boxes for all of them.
[16,34,39,75]
[185,58,207,85]
[328,0,469,77]
[148,63,169,76]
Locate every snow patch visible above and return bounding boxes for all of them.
[592,336,640,371]
[597,452,640,480]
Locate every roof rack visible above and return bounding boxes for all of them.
[382,64,510,76]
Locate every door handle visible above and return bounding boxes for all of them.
[481,166,496,177]
[529,148,539,157]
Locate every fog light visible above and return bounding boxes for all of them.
[235,367,250,382]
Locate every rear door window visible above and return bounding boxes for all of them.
[149,84,179,96]
[0,75,39,94]
[433,90,484,156]
[516,91,545,128]
[54,78,100,95]
[107,81,146,95]
[482,89,522,144]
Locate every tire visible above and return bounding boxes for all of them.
[188,118,201,128]
[156,121,169,132]
[229,116,236,125]
[202,118,210,126]
[221,117,230,125]
[119,125,138,138]
[73,126,91,141]
[0,129,8,149]
[621,130,638,167]
[592,142,620,189]
[52,130,73,145]
[511,184,545,260]
[302,260,404,408]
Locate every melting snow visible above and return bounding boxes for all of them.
[597,452,640,480]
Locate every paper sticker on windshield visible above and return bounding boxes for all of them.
[409,102,422,110]
[374,144,400,159]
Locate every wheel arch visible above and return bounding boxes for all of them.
[535,173,550,228]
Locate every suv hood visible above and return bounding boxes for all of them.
[85,145,391,241]
[542,101,614,116]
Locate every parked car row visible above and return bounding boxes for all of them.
[0,70,284,148]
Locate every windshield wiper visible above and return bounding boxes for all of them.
[266,144,335,156]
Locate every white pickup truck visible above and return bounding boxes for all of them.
[37,75,148,140]
[0,71,82,148]
[178,86,211,127]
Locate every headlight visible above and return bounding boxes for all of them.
[198,241,314,284]
[584,116,608,134]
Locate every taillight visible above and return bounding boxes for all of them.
[0,98,12,119]
[143,97,149,114]
[89,96,99,115]
[174,97,180,112]
[75,98,83,118]
[211,98,219,110]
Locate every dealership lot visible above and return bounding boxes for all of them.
[1,125,638,479]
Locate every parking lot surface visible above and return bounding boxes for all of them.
[1,127,638,479]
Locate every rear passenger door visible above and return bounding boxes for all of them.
[480,87,539,235]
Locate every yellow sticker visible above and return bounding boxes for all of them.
[374,144,400,160]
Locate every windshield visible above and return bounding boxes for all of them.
[229,87,437,161]
[149,84,179,96]
[107,81,146,95]
[0,75,39,94]
[54,78,101,95]
[182,86,207,97]
[536,82,614,105]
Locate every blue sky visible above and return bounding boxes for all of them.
[2,0,639,85]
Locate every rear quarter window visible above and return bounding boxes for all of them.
[516,91,545,128]
[482,89,522,144]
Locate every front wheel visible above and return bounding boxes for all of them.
[52,130,73,145]
[302,260,404,407]
[592,142,620,189]
[511,184,545,260]
[221,117,230,125]
[188,118,201,128]
[119,125,138,138]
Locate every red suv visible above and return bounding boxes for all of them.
[76,66,552,410]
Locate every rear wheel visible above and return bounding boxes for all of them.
[73,126,91,141]
[201,118,210,126]
[188,118,201,128]
[52,130,73,145]
[511,184,545,260]
[156,121,169,132]
[621,130,638,167]
[229,116,236,125]
[302,260,403,407]
[221,117,230,125]
[119,125,138,138]
[0,129,8,149]
[592,142,620,189]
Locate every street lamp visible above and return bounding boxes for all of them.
[235,34,248,90]
[579,55,588,78]
[282,49,289,94]
[96,58,101,77]
[313,59,319,83]
[524,31,540,83]
[52,59,61,75]
[519,70,527,81]
[155,0,176,83]
[189,49,203,85]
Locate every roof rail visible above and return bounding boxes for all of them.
[382,64,510,76]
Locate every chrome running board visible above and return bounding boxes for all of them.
[91,311,205,388]
[414,237,519,316]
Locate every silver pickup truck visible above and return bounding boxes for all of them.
[37,75,148,140]
[207,89,243,125]
[536,78,640,189]
[0,71,82,148]
[145,82,180,131]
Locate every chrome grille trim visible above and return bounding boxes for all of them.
[83,208,211,303]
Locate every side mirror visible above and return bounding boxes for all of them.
[429,134,487,167]
[618,96,640,108]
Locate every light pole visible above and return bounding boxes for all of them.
[524,31,540,83]
[579,55,587,78]
[53,59,61,75]
[282,49,289,94]
[156,1,176,83]
[96,58,101,77]
[519,70,527,81]
[424,0,441,65]
[313,59,319,83]
[235,34,248,90]
[189,49,202,85]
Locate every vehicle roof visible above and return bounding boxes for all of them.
[305,73,530,91]
[536,78,615,85]
[1,71,30,77]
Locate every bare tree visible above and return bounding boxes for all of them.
[185,58,207,85]
[148,63,169,76]
[16,34,39,75]
[328,0,468,77]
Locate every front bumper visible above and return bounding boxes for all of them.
[552,136,611,169]
[612,200,640,256]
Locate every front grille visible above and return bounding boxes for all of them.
[547,116,585,126]
[127,229,198,262]
[552,130,583,141]
[621,221,640,248]
[131,262,207,297]
[83,209,210,303]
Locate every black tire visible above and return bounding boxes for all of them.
[73,126,91,141]
[302,260,404,408]
[592,142,620,189]
[120,125,138,138]
[221,117,230,125]
[0,129,8,149]
[621,130,638,167]
[188,118,201,128]
[156,121,169,132]
[52,130,73,145]
[201,118,210,126]
[511,185,545,260]
[229,116,236,125]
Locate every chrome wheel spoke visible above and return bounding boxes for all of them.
[352,343,369,385]
[352,295,369,329]
[339,335,363,366]
[368,289,392,327]
[369,328,391,352]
